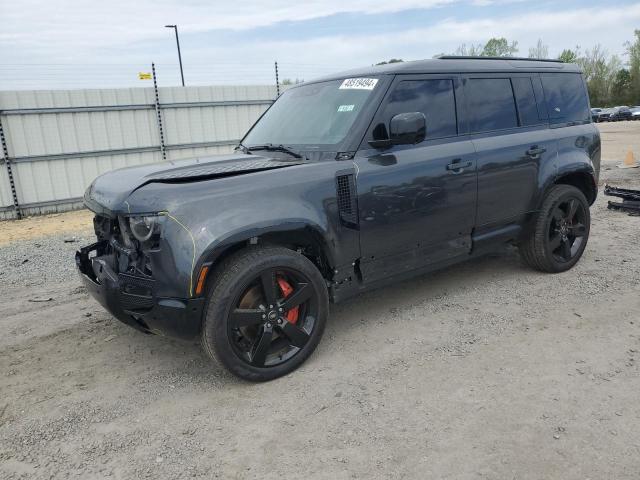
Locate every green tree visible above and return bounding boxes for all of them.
[558,48,580,63]
[448,39,517,57]
[611,69,633,105]
[454,43,484,56]
[482,37,519,57]
[528,39,549,59]
[625,29,640,105]
[577,45,621,106]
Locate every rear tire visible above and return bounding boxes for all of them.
[519,185,591,273]
[201,246,329,381]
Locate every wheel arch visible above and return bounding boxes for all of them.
[521,168,596,243]
[195,222,337,296]
[553,170,597,205]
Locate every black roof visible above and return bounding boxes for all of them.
[312,57,581,83]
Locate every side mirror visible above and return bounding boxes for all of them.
[368,112,426,148]
[390,112,426,145]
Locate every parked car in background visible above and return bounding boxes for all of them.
[597,108,613,122]
[631,106,640,120]
[609,106,633,121]
[77,57,600,381]
[591,108,603,122]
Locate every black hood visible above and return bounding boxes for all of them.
[85,152,303,214]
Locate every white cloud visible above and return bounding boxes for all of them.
[192,4,640,71]
[0,1,638,89]
[0,0,455,56]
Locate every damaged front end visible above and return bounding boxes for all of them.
[75,212,204,339]
[75,151,315,340]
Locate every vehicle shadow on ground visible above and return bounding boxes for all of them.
[126,248,525,381]
[326,247,524,337]
[3,247,528,395]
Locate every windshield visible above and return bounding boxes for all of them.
[243,78,380,148]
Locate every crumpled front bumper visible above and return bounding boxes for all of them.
[75,241,204,340]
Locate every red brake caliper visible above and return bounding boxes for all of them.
[276,277,299,324]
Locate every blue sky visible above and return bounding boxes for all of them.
[1,0,638,89]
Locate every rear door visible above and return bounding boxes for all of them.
[463,74,557,231]
[355,75,478,284]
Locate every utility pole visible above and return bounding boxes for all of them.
[165,24,185,86]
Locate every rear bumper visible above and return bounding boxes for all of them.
[75,242,204,340]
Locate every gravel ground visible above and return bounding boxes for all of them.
[0,233,93,288]
[0,121,639,479]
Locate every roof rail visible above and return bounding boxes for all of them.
[435,55,564,63]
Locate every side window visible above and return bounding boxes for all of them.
[466,78,518,132]
[541,73,590,124]
[373,79,457,141]
[512,77,543,126]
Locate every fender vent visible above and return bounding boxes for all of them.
[336,173,358,226]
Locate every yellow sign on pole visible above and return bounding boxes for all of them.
[138,72,152,80]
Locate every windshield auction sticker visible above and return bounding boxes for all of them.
[339,78,378,90]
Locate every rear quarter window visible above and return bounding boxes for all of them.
[512,77,544,126]
[541,73,590,124]
[466,78,518,133]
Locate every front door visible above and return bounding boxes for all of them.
[355,75,478,284]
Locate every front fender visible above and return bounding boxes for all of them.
[124,161,359,298]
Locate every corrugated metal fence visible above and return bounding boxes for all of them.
[0,84,278,220]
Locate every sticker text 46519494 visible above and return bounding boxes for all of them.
[339,78,378,90]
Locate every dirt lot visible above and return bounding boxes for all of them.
[1,122,639,479]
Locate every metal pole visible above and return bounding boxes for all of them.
[152,63,167,161]
[166,25,185,86]
[275,61,280,97]
[0,114,21,219]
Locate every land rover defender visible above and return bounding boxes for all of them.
[76,57,600,381]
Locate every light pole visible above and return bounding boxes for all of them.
[165,24,185,86]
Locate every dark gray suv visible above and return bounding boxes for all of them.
[77,57,600,381]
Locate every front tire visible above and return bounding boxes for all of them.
[520,185,591,273]
[201,246,329,381]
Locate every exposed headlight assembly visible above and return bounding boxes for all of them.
[128,215,161,242]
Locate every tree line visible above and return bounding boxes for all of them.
[378,30,640,108]
[449,32,640,107]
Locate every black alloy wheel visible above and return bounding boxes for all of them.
[227,267,318,368]
[201,246,328,381]
[520,184,591,273]
[547,197,588,264]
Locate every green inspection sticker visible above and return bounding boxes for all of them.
[337,104,355,112]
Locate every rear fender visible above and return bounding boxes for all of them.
[519,163,597,242]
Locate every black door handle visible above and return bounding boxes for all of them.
[526,146,547,157]
[446,160,472,172]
